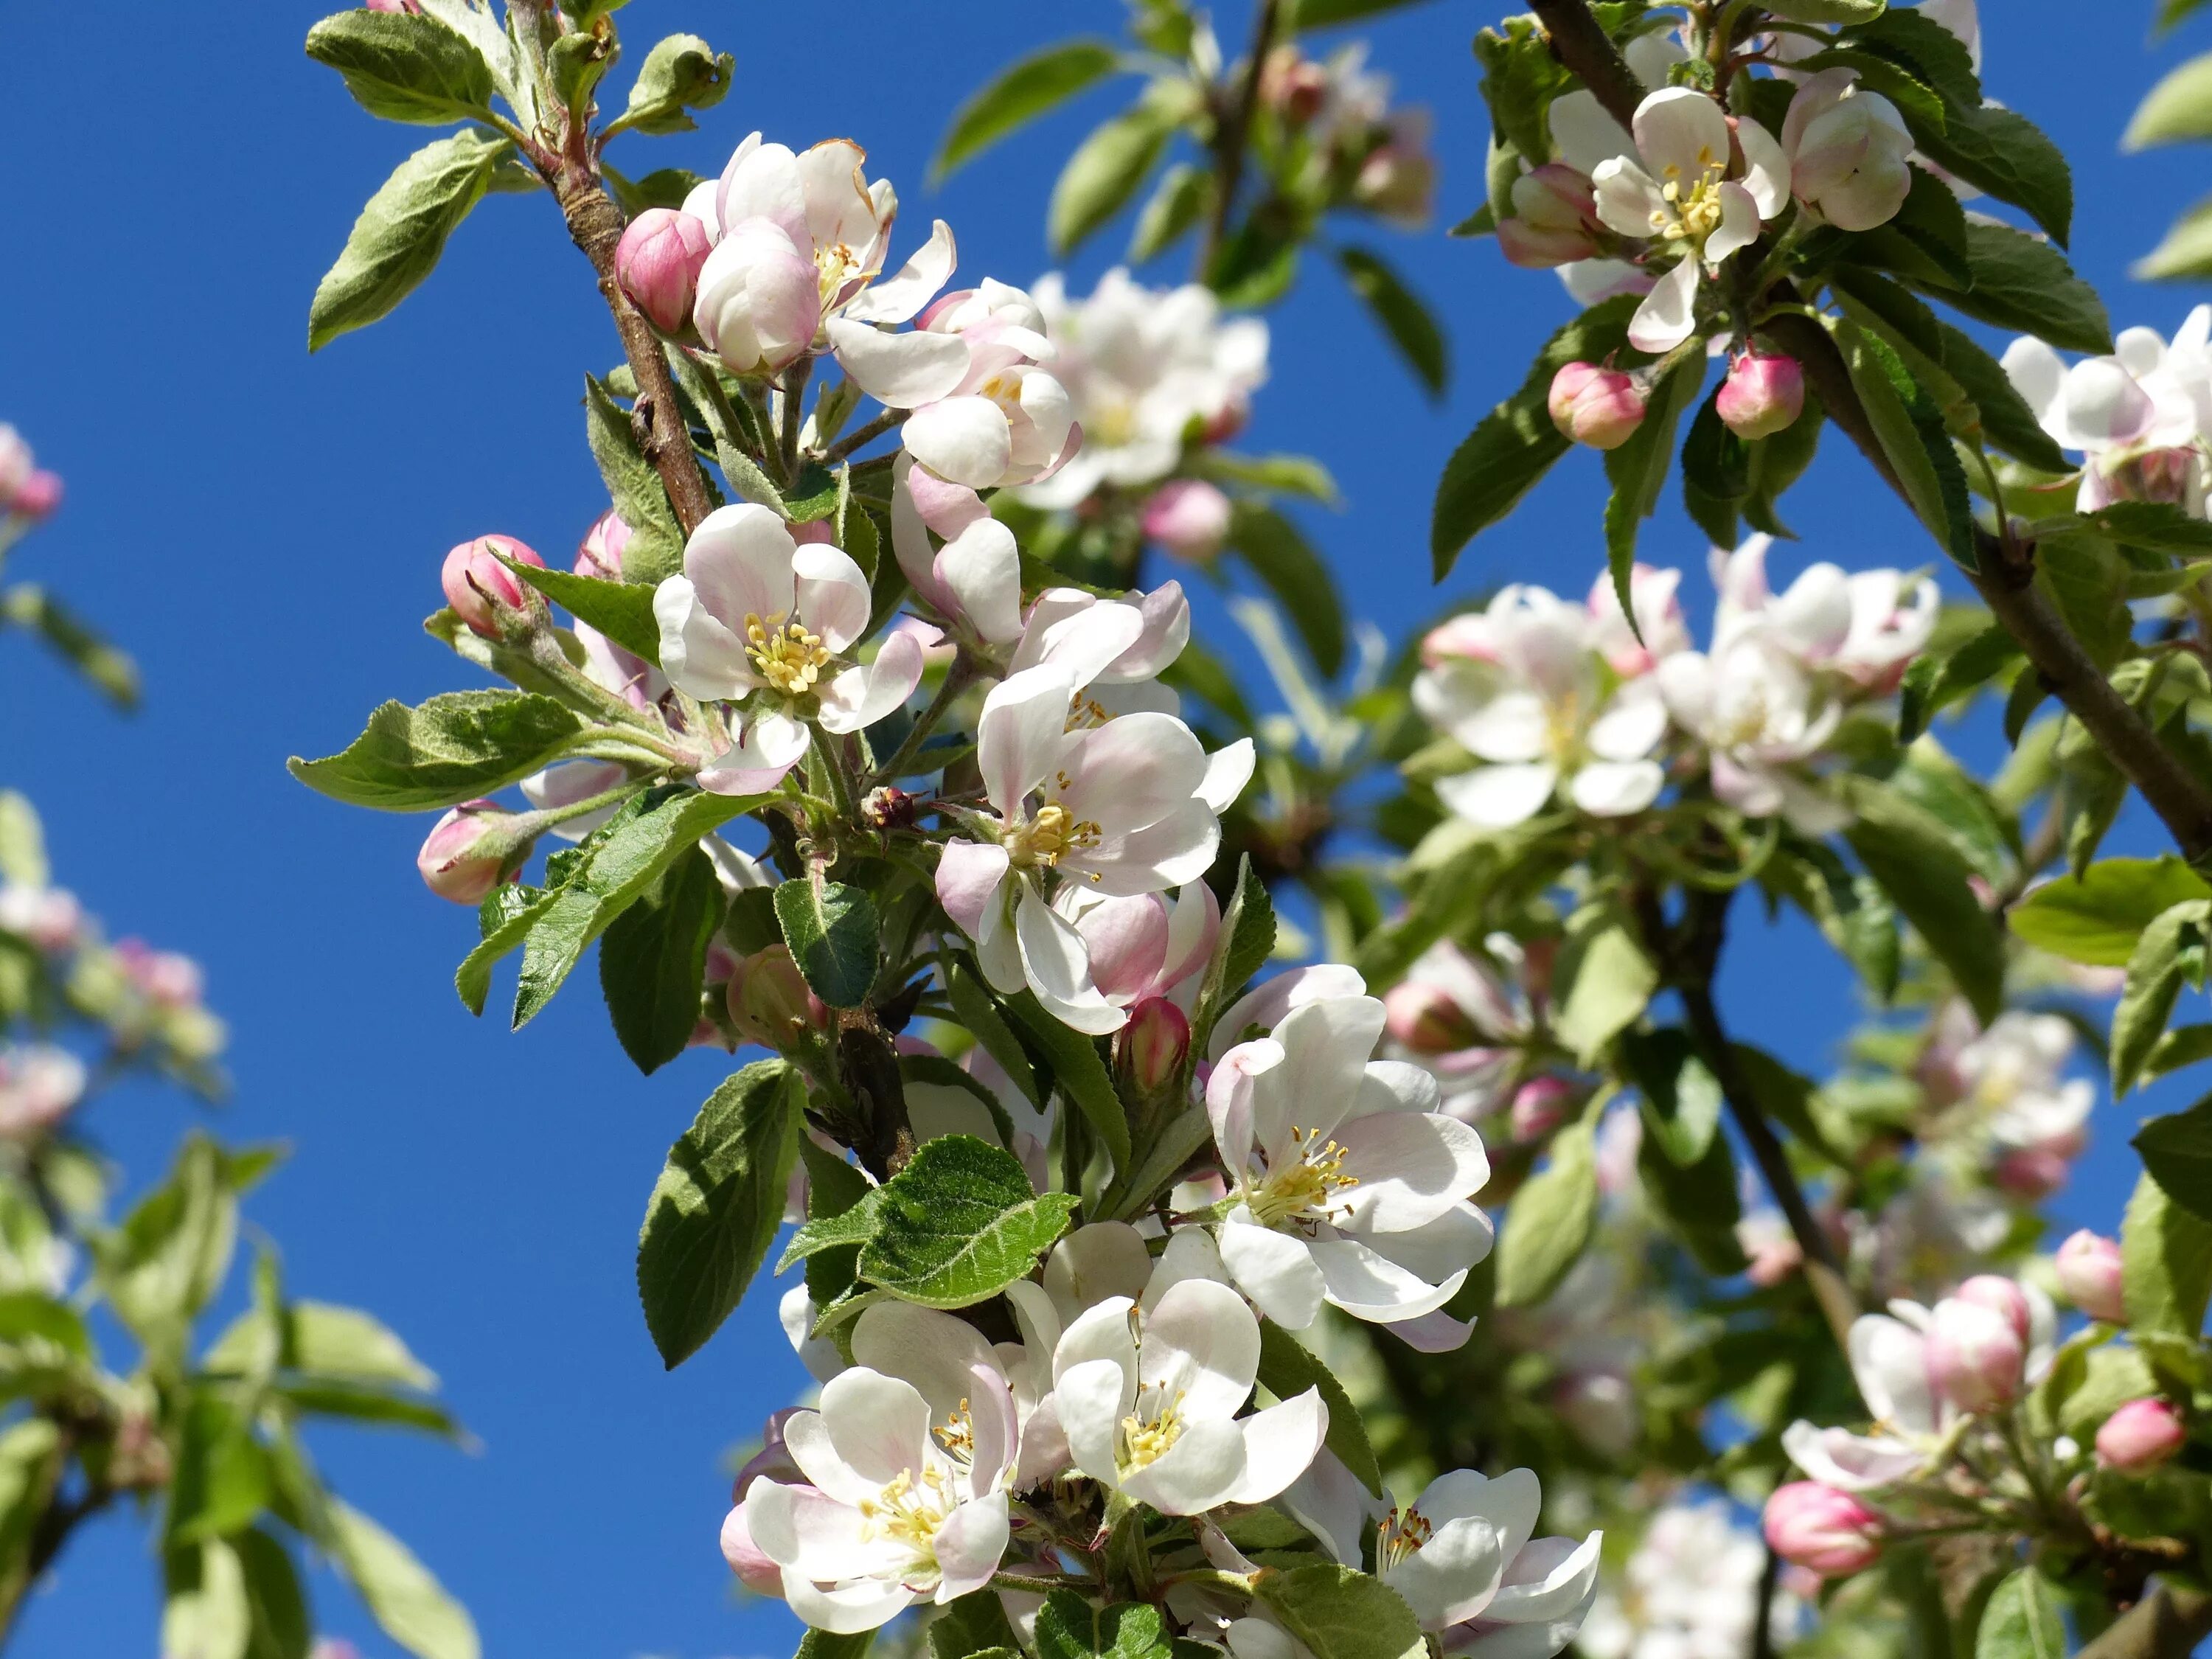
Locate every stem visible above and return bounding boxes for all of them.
[825,408,908,465]
[1526,0,1650,131]
[1751,1538,1780,1659]
[2077,1585,2212,1659]
[812,725,858,825]
[779,355,813,486]
[1196,0,1284,282]
[990,1571,1095,1595]
[873,659,977,785]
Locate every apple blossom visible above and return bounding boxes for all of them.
[615,207,713,336]
[1715,349,1804,440]
[1057,882,1220,1016]
[1781,71,1916,233]
[934,665,1223,1032]
[1051,1277,1326,1514]
[1655,627,1848,834]
[1576,1500,1803,1659]
[1781,1310,1947,1490]
[7,471,59,522]
[415,800,528,904]
[1142,479,1233,563]
[1020,271,1269,508]
[2055,1230,2126,1324]
[1498,165,1604,270]
[1116,997,1191,1098]
[1709,536,1936,691]
[1205,987,1494,1345]
[720,1408,805,1593]
[1416,587,1667,829]
[726,945,825,1048]
[2096,1398,2187,1474]
[1548,363,1646,451]
[1924,1293,2026,1412]
[654,504,926,793]
[1761,1483,1882,1577]
[1444,1530,1605,1659]
[1008,582,1197,717]
[1380,939,1533,1117]
[441,535,544,640]
[0,883,83,953]
[1509,1077,1579,1143]
[574,509,632,581]
[888,456,1024,647]
[893,286,1079,493]
[1590,88,1788,352]
[1585,563,1688,675]
[1354,122,1438,230]
[0,1045,87,1139]
[2001,309,2212,515]
[0,427,29,507]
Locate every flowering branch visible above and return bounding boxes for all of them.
[1197,0,1285,279]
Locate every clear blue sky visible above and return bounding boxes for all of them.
[1,2,2204,1654]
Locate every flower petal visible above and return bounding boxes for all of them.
[1435,764,1558,828]
[686,503,799,629]
[936,517,1025,644]
[1226,1388,1329,1505]
[844,218,957,324]
[1122,1416,1248,1515]
[1141,1277,1262,1418]
[1054,1355,1135,1489]
[906,396,1017,489]
[1332,1111,1492,1231]
[1015,883,1126,1035]
[654,576,757,700]
[936,839,1010,940]
[1627,256,1700,352]
[818,629,926,734]
[978,664,1076,819]
[827,319,973,408]
[1218,1215,1326,1329]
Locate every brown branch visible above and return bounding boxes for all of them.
[2078,1584,2212,1659]
[1197,0,1285,282]
[1528,0,1649,128]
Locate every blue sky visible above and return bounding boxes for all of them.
[1,1,2207,1654]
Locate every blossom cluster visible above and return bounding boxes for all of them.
[2003,305,2212,517]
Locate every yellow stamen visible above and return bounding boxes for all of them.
[1009,802,1102,870]
[1248,1125,1361,1228]
[1378,1506,1434,1568]
[1119,1384,1188,1472]
[855,1466,954,1551]
[745,611,832,696]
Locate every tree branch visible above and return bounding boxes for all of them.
[2077,1584,2212,1659]
[1528,0,1648,128]
[1197,0,1284,282]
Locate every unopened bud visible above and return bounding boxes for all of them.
[1141,479,1232,563]
[1498,165,1601,268]
[1716,349,1805,441]
[8,471,61,521]
[365,0,423,11]
[1926,1295,2026,1413]
[1548,362,1646,451]
[616,208,715,338]
[1354,141,1436,230]
[1118,997,1191,1098]
[1953,1274,2033,1344]
[2056,1230,2126,1324]
[1383,981,1478,1053]
[1991,1144,2072,1200]
[1763,1482,1882,1577]
[861,786,917,831]
[727,945,824,1048]
[416,800,530,905]
[442,535,546,640]
[1509,1075,1577,1142]
[2096,1397,2187,1474]
[1259,45,1329,125]
[575,509,633,580]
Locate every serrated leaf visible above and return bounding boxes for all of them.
[935,40,1121,182]
[1253,1565,1427,1659]
[774,879,879,1009]
[1921,225,2108,353]
[1257,1322,1384,1497]
[1837,319,1975,570]
[507,563,661,663]
[616,32,732,136]
[1975,1567,2063,1659]
[305,10,494,125]
[1554,926,1657,1066]
[289,690,582,812]
[309,130,510,351]
[857,1136,1078,1308]
[2113,900,2211,1095]
[583,374,684,585]
[600,844,720,1074]
[1603,355,1703,608]
[2136,1095,2212,1225]
[2121,1167,2212,1344]
[1843,779,2006,1023]
[1494,1121,1596,1307]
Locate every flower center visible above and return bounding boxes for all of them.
[1119,1384,1188,1472]
[1377,1506,1434,1568]
[975,371,1028,418]
[1714,681,1773,750]
[1091,397,1139,448]
[1248,1125,1360,1228]
[815,241,871,308]
[1008,801,1102,871]
[745,611,831,696]
[1648,161,1728,248]
[856,1467,955,1553]
[1066,691,1114,731]
[934,1399,975,1467]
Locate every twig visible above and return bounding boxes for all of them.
[2076,1584,2212,1659]
[1528,0,1651,133]
[824,408,907,465]
[1197,0,1284,281]
[873,659,976,785]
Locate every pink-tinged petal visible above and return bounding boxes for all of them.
[1738,119,1790,218]
[889,456,949,610]
[936,840,1011,939]
[1015,884,1124,1035]
[975,876,1025,995]
[1054,1355,1135,1487]
[1072,894,1171,1002]
[717,139,807,249]
[1628,257,1700,352]
[1142,1278,1262,1416]
[1590,159,1669,241]
[1781,1420,1927,1491]
[1032,599,1147,690]
[1029,417,1085,485]
[1208,1039,1276,1173]
[720,1500,786,1593]
[978,665,1076,818]
[779,1415,874,1509]
[655,576,758,700]
[699,708,810,794]
[1211,967,1369,1060]
[827,319,972,408]
[906,464,988,540]
[819,1368,933,1485]
[793,542,873,653]
[1633,86,1733,182]
[849,1302,1000,1425]
[931,1492,1011,1599]
[845,219,957,324]
[1436,764,1559,828]
[1069,799,1219,897]
[1848,1314,1936,1436]
[905,397,1015,489]
[1057,713,1209,832]
[1121,1416,1248,1515]
[818,630,926,734]
[686,503,798,628]
[1332,1111,1492,1231]
[1102,581,1191,681]
[1388,1308,1475,1352]
[783,1576,920,1635]
[1227,1388,1329,1505]
[1156,882,1220,996]
[1309,1235,1466,1323]
[936,517,1024,644]
[1012,1392,1072,1489]
[1218,1214,1326,1329]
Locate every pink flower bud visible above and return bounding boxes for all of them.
[1141,479,1232,563]
[727,946,824,1048]
[1499,165,1602,268]
[115,940,206,1011]
[0,886,82,953]
[9,471,61,521]
[1926,1295,2027,1413]
[2096,1398,2187,1474]
[2056,1230,2127,1324]
[365,0,422,11]
[442,535,545,640]
[616,208,714,338]
[416,801,526,905]
[1548,362,1646,451]
[1992,1144,2073,1200]
[1118,998,1190,1097]
[1383,981,1478,1054]
[574,509,632,580]
[1509,1075,1577,1142]
[1763,1483,1882,1577]
[1954,1275,2033,1344]
[1716,350,1805,441]
[1259,46,1330,125]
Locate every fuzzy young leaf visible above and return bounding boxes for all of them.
[1336,246,1447,397]
[2135,1095,2212,1225]
[1034,1593,1189,1659]
[1228,502,1345,677]
[1555,927,1657,1066]
[935,40,1121,182]
[1494,1121,1597,1307]
[636,1061,803,1367]
[932,1592,1022,1659]
[1976,1567,2064,1659]
[1050,105,1172,256]
[507,562,662,663]
[330,1500,479,1659]
[2008,858,2212,967]
[305,10,495,125]
[616,33,732,136]
[1253,1566,1427,1659]
[857,1135,1079,1308]
[309,129,511,351]
[774,879,880,1009]
[600,845,721,1075]
[289,690,582,811]
[583,375,685,584]
[1257,1323,1385,1497]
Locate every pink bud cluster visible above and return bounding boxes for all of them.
[615,208,716,338]
[1549,362,1646,451]
[2055,1231,2126,1324]
[0,426,63,522]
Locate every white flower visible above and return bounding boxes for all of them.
[1711,535,1936,690]
[1956,1012,2096,1152]
[0,1046,86,1139]
[654,505,927,793]
[1052,883,1220,1013]
[1574,1500,1800,1659]
[1380,939,1534,1117]
[1590,89,1788,352]
[2003,310,2212,515]
[739,1301,1020,1632]
[1051,1277,1326,1514]
[896,286,1079,492]
[1585,564,1690,678]
[1018,271,1269,508]
[936,665,1224,1032]
[1655,629,1846,834]
[889,453,1026,646]
[1010,582,1196,720]
[1206,988,1494,1346]
[1416,588,1667,830]
[1780,69,1916,233]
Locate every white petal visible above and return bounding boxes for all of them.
[1141,1277,1262,1419]
[844,219,957,324]
[818,630,926,734]
[1058,713,1209,832]
[1121,1416,1248,1514]
[1567,759,1663,816]
[1332,1112,1492,1231]
[1055,1356,1135,1489]
[1436,764,1558,828]
[1199,738,1256,813]
[936,838,1010,939]
[1627,257,1700,353]
[1309,1235,1466,1324]
[906,397,1017,489]
[937,517,1024,643]
[931,1492,1011,1599]
[1387,1512,1506,1630]
[1455,691,1550,765]
[1045,1223,1154,1328]
[783,1576,920,1635]
[849,1302,1001,1425]
[654,576,757,700]
[828,319,972,408]
[1225,1388,1329,1505]
[1737,119,1790,218]
[1016,883,1125,1036]
[1218,1217,1326,1329]
[2000,335,2067,437]
[1705,181,1761,263]
[818,1369,932,1486]
[1633,87,1733,183]
[1590,159,1669,242]
[793,542,873,653]
[978,664,1076,818]
[686,503,798,628]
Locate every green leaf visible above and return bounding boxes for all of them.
[1767,0,1886,19]
[1252,1565,1427,1659]
[170,1395,272,1546]
[0,793,44,888]
[1005,992,1131,1170]
[1554,926,1657,1067]
[2136,194,2212,282]
[582,375,684,585]
[1921,225,2110,354]
[1187,855,1278,1062]
[935,41,1121,182]
[932,1592,1022,1659]
[235,1529,312,1659]
[778,1188,885,1274]
[2112,900,2211,1096]
[797,1635,875,1659]
[857,1136,1079,1308]
[507,563,661,663]
[946,963,1042,1107]
[1129,162,1210,262]
[1842,779,2006,1023]
[1,582,142,707]
[1620,1029,1722,1165]
[1602,355,1703,607]
[1976,1567,2063,1659]
[2090,501,2212,554]
[1838,9,1977,105]
[455,883,557,1015]
[97,1134,240,1354]
[615,32,732,136]
[1473,18,1574,164]
[288,689,582,812]
[1899,622,2021,743]
[600,844,720,1074]
[774,879,880,1009]
[1335,246,1446,397]
[1050,105,1172,256]
[305,10,494,124]
[1431,295,1640,579]
[1933,322,2070,473]
[1034,1593,1189,1659]
[330,1500,479,1659]
[1635,1114,1745,1274]
[2121,1167,2212,1345]
[1836,319,1975,569]
[1680,392,1750,548]
[1742,392,1825,538]
[2136,1095,2212,1225]
[1257,1323,1384,1497]
[636,1061,803,1367]
[0,1290,88,1358]
[604,164,701,214]
[309,128,510,351]
[2160,0,2212,31]
[1913,105,2073,246]
[2127,52,2212,150]
[1494,1121,1597,1307]
[1227,502,1344,677]
[165,1538,251,1659]
[2009,858,2212,967]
